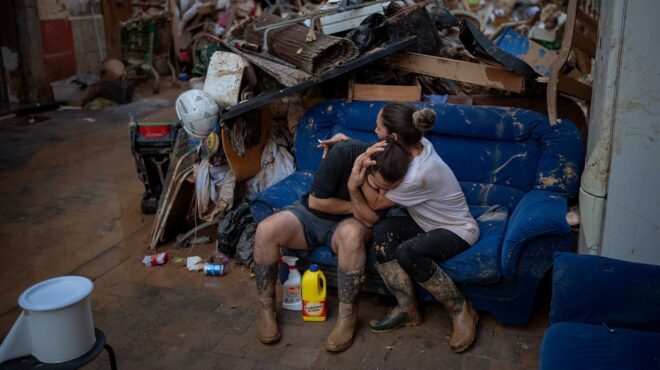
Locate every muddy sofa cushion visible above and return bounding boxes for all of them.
[540,322,660,370]
[303,204,508,284]
[294,99,584,212]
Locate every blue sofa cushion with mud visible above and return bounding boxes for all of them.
[540,322,660,370]
[540,253,660,370]
[249,97,585,324]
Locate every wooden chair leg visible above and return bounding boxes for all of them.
[547,0,578,125]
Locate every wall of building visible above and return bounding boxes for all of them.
[582,0,660,265]
[37,0,108,82]
[599,0,660,265]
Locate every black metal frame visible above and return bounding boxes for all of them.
[0,328,117,370]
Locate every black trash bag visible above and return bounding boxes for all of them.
[236,223,257,268]
[346,13,388,53]
[428,6,460,30]
[217,203,254,256]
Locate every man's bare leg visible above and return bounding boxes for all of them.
[254,211,307,344]
[325,218,369,352]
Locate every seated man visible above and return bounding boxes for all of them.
[253,138,409,352]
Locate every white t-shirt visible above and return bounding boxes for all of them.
[385,138,480,245]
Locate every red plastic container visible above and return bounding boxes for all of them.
[138,123,172,138]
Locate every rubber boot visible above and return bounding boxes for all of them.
[254,263,281,344]
[369,260,422,333]
[419,265,478,353]
[325,269,365,352]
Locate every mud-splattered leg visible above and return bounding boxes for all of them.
[253,211,307,344]
[325,219,368,352]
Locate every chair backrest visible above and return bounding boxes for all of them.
[295,98,584,212]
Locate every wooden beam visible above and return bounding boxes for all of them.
[572,32,596,58]
[557,74,592,101]
[391,52,525,93]
[576,8,598,33]
[547,0,578,124]
[351,83,421,102]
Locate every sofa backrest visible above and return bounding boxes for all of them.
[295,98,584,212]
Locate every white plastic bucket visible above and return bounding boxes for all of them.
[0,276,95,364]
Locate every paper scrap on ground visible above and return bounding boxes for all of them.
[187,256,205,271]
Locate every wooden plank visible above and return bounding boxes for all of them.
[557,74,592,101]
[547,0,578,124]
[576,8,598,33]
[392,52,525,93]
[352,83,421,101]
[101,0,132,59]
[573,32,596,57]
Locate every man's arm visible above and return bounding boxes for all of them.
[361,182,397,210]
[307,194,353,215]
[349,186,380,228]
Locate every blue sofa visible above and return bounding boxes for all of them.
[540,253,660,369]
[248,98,585,325]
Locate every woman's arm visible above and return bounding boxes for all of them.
[361,182,397,210]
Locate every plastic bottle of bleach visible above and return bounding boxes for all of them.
[281,256,302,311]
[302,264,327,321]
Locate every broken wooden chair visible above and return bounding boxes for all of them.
[545,0,598,124]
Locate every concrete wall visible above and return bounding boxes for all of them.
[37,0,107,82]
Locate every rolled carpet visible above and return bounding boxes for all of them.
[242,14,359,75]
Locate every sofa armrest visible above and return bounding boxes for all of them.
[550,252,660,331]
[501,190,570,279]
[247,171,314,222]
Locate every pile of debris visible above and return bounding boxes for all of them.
[142,0,597,269]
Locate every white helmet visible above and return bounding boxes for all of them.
[175,89,219,138]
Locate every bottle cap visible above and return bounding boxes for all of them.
[309,264,318,272]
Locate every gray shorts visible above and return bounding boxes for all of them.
[284,202,343,248]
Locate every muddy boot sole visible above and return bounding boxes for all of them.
[450,310,479,353]
[258,332,281,344]
[324,334,355,353]
[368,316,422,334]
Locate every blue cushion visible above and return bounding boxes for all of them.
[248,171,313,223]
[441,206,508,284]
[295,205,509,285]
[460,181,525,214]
[551,253,660,331]
[295,99,584,202]
[501,190,570,279]
[540,322,660,370]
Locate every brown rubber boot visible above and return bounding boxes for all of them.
[325,269,365,352]
[369,260,421,333]
[255,263,280,344]
[419,265,478,353]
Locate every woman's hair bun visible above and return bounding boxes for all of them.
[412,108,436,131]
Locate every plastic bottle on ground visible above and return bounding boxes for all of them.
[281,256,302,311]
[302,264,327,322]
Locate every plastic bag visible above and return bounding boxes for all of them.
[217,203,254,256]
[246,139,295,194]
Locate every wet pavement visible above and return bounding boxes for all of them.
[0,85,547,369]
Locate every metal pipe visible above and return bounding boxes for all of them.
[253,0,391,31]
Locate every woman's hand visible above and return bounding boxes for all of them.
[318,133,349,159]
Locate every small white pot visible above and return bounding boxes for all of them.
[0,276,95,364]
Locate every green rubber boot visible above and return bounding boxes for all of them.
[369,260,422,333]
